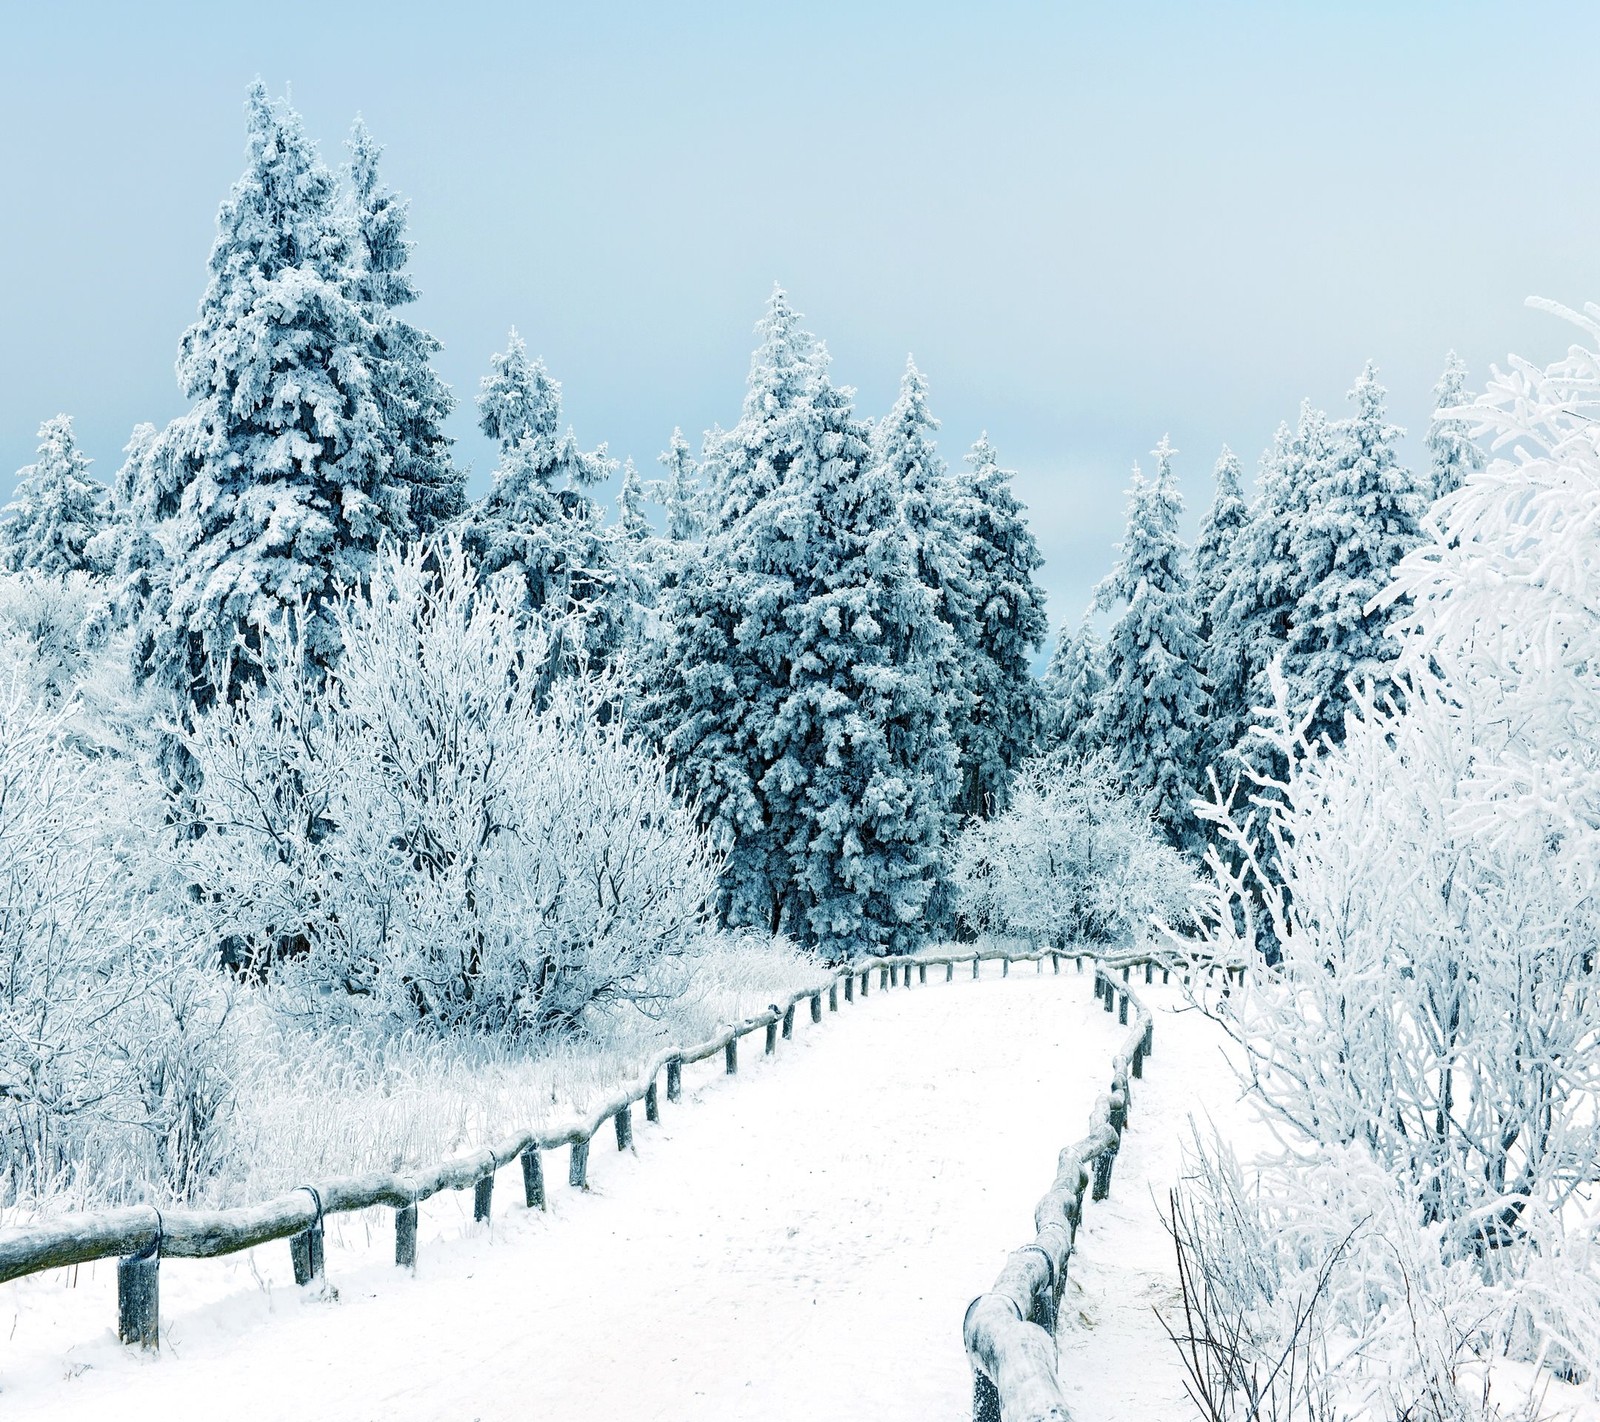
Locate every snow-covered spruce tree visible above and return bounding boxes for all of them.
[1215,403,1332,771]
[1094,438,1204,847]
[652,288,957,956]
[616,457,652,543]
[1425,350,1485,503]
[344,117,464,533]
[139,84,418,710]
[654,427,704,544]
[871,359,978,820]
[0,416,107,577]
[460,329,626,663]
[956,432,1049,816]
[1284,363,1427,748]
[1042,610,1105,760]
[1191,446,1248,775]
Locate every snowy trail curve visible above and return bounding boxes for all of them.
[3,967,1124,1422]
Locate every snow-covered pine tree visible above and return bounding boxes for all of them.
[1094,437,1204,846]
[1216,403,1332,770]
[654,428,704,544]
[0,415,107,577]
[461,328,621,659]
[1192,445,1249,776]
[139,84,417,709]
[1042,609,1105,760]
[957,432,1049,816]
[1285,362,1427,745]
[871,359,977,822]
[1425,351,1485,503]
[616,457,652,542]
[344,117,464,532]
[653,288,956,956]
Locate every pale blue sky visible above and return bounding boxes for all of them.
[2,1,1596,638]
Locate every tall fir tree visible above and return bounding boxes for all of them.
[1285,362,1427,744]
[1094,437,1204,845]
[871,360,977,818]
[616,457,652,542]
[1042,609,1106,760]
[1192,445,1249,776]
[1216,403,1332,768]
[344,117,464,532]
[654,428,704,544]
[653,289,956,955]
[461,329,620,655]
[0,415,107,577]
[957,432,1050,816]
[140,84,419,708]
[1425,351,1485,503]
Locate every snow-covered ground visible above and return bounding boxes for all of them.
[1,963,1144,1422]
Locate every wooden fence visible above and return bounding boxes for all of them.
[0,941,1198,1353]
[962,953,1175,1422]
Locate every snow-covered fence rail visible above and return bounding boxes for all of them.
[962,958,1159,1422]
[0,941,1115,1353]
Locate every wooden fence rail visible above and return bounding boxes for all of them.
[0,941,1232,1354]
[962,957,1164,1422]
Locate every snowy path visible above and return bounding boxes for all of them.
[1,966,1133,1422]
[1055,981,1264,1420]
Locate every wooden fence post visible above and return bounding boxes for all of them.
[889,964,899,987]
[919,963,927,984]
[828,984,838,1012]
[1103,982,1114,1013]
[1051,952,1059,974]
[118,1251,159,1350]
[1143,1021,1154,1059]
[290,1223,324,1286]
[1002,958,1010,977]
[474,1172,495,1223]
[844,974,854,1002]
[1119,992,1129,1025]
[1076,954,1083,972]
[861,970,870,997]
[615,1104,633,1151]
[1092,1148,1115,1201]
[726,1037,739,1074]
[811,993,823,1023]
[973,1369,1003,1422]
[972,957,980,979]
[646,1079,659,1122]
[946,961,954,982]
[1132,1040,1144,1079]
[782,1004,796,1038]
[1121,965,1130,982]
[666,1058,682,1101]
[394,1203,417,1268]
[1145,961,1153,984]
[522,1149,545,1209]
[1162,967,1170,985]
[570,1138,590,1189]
[880,966,890,989]
[765,1020,778,1054]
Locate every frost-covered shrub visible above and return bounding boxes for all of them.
[1193,672,1600,1255]
[1169,1135,1600,1420]
[0,683,179,1200]
[185,537,722,1038]
[950,754,1197,945]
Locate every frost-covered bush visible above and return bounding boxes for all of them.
[0,682,189,1201]
[1191,672,1600,1253]
[1169,1135,1600,1420]
[185,537,722,1038]
[950,754,1197,946]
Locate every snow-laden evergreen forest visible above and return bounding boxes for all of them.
[0,83,1597,1422]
